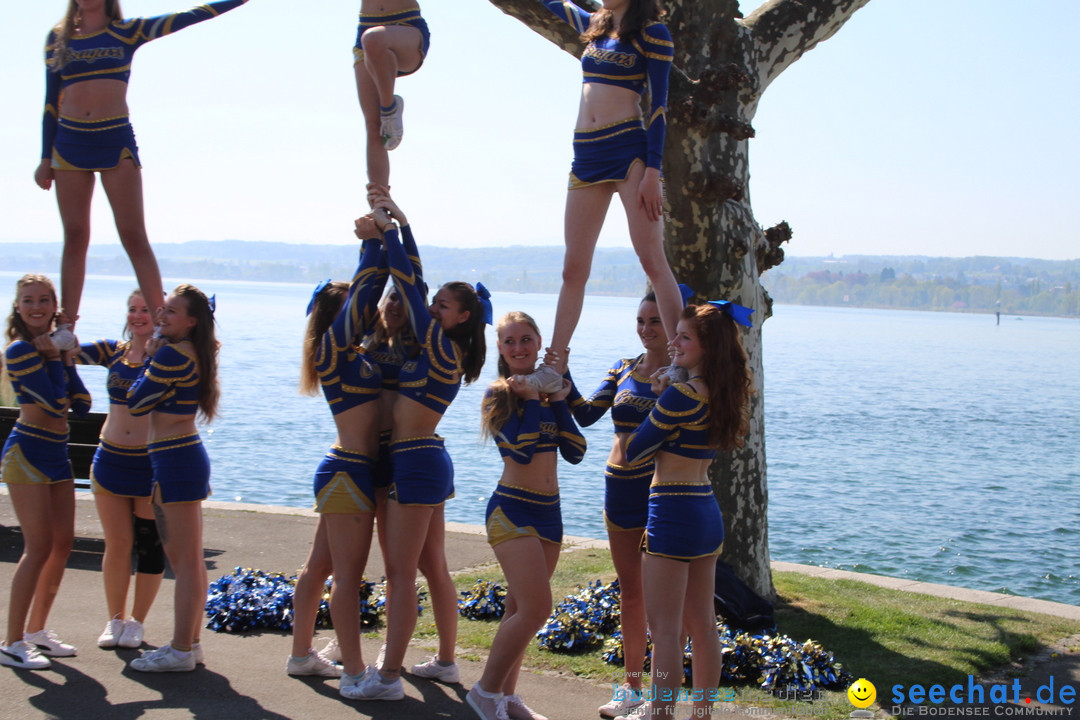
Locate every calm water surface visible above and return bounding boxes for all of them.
[6,273,1077,605]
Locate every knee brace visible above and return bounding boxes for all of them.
[133,516,165,575]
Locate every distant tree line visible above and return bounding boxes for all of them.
[3,242,1076,316]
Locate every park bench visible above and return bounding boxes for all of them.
[0,406,107,491]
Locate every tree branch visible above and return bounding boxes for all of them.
[744,0,872,91]
[487,0,597,56]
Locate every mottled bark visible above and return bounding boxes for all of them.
[490,0,871,600]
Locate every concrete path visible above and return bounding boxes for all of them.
[1,493,1076,719]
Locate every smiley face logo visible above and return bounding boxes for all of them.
[848,678,876,708]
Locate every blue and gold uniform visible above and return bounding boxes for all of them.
[41,0,248,170]
[127,342,209,503]
[312,239,385,514]
[361,224,422,490]
[485,396,586,547]
[382,224,461,506]
[568,354,657,531]
[625,382,722,560]
[78,339,154,497]
[353,6,431,74]
[539,0,674,188]
[1,340,90,485]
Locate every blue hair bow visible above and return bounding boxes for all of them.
[707,299,754,327]
[678,283,695,307]
[474,282,493,326]
[208,294,217,316]
[306,279,331,316]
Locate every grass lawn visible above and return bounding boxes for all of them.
[402,546,1080,718]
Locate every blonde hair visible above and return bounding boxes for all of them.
[298,282,348,396]
[51,0,124,72]
[6,274,57,343]
[480,311,542,440]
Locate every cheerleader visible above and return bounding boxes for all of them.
[622,301,754,720]
[125,284,219,673]
[1,274,90,670]
[467,312,586,720]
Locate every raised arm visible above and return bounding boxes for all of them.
[65,363,92,418]
[77,339,119,367]
[127,344,197,416]
[131,0,249,44]
[538,0,591,33]
[5,341,69,418]
[328,238,386,352]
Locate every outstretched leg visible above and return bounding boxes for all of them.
[100,160,164,318]
[53,169,96,326]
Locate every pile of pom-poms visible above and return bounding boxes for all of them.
[457,579,507,620]
[536,579,622,652]
[205,567,426,634]
[516,577,850,694]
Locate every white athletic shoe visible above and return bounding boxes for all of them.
[660,365,689,384]
[341,666,404,700]
[317,636,342,663]
[380,95,405,151]
[129,644,195,673]
[521,364,564,394]
[24,630,77,657]
[409,655,460,683]
[466,685,505,720]
[0,641,51,670]
[598,684,646,718]
[49,325,78,352]
[500,693,548,720]
[287,651,342,677]
[98,618,126,649]
[615,701,656,720]
[118,619,145,649]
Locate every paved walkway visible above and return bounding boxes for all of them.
[1,492,1077,719]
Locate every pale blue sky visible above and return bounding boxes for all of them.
[2,0,1077,259]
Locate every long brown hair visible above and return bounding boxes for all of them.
[173,284,221,422]
[298,282,348,396]
[51,0,124,72]
[581,0,664,42]
[481,311,541,440]
[6,274,57,343]
[682,304,755,451]
[441,282,487,385]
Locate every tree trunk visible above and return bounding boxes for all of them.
[489,0,871,600]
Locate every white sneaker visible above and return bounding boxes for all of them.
[288,651,342,677]
[317,636,341,663]
[466,685,506,720]
[192,641,204,665]
[339,667,370,698]
[599,685,646,718]
[0,640,51,670]
[49,325,78,352]
[380,95,405,151]
[615,701,656,720]
[24,629,76,657]
[501,693,548,720]
[521,364,564,394]
[118,619,145,649]
[409,655,460,683]
[660,365,689,384]
[129,644,195,673]
[341,667,404,700]
[98,618,126,648]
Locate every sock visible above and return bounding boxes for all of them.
[380,101,397,116]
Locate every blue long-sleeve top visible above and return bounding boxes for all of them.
[5,340,91,418]
[567,354,658,433]
[77,339,144,407]
[41,0,249,158]
[384,225,464,415]
[127,343,200,417]
[490,394,586,466]
[625,383,714,466]
[317,239,384,414]
[538,0,673,169]
[361,224,423,392]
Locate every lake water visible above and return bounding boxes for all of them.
[3,272,1077,606]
